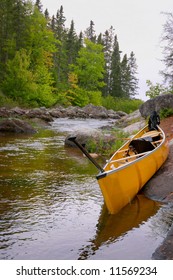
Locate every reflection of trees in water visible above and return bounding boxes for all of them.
[149,203,173,237]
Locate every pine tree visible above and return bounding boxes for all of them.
[85,20,96,42]
[35,0,43,13]
[0,0,12,72]
[121,54,131,98]
[102,26,114,96]
[55,5,66,40]
[97,33,103,45]
[13,0,28,51]
[44,8,50,21]
[50,15,56,32]
[110,35,122,97]
[66,20,78,65]
[52,5,68,88]
[77,32,84,50]
[128,51,139,97]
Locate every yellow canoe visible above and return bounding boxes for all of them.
[96,125,169,214]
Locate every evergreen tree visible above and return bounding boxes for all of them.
[0,0,15,70]
[55,5,66,40]
[97,33,103,45]
[110,35,122,97]
[44,8,50,21]
[52,5,68,88]
[50,15,56,32]
[13,0,29,51]
[102,26,114,96]
[121,54,131,98]
[128,51,139,97]
[66,20,78,65]
[85,20,96,42]
[77,31,84,50]
[35,0,43,12]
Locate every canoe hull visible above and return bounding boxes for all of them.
[97,126,169,214]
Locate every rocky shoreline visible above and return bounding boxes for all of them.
[143,138,173,259]
[0,104,127,121]
[0,104,127,134]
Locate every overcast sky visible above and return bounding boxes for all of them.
[41,0,172,100]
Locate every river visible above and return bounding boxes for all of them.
[0,118,172,260]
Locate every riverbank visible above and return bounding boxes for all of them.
[143,116,173,260]
[0,104,126,121]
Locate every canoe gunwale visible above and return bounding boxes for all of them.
[96,125,167,181]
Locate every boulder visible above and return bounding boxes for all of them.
[10,107,26,116]
[0,118,36,134]
[64,127,117,157]
[26,108,53,122]
[139,94,173,118]
[65,128,102,148]
[143,139,173,203]
[82,104,108,118]
[122,120,146,134]
[0,107,11,118]
[49,106,68,118]
[82,104,123,119]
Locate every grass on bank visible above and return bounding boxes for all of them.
[0,87,143,114]
[86,129,130,158]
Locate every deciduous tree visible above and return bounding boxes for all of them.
[72,39,105,91]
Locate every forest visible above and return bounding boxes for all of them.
[0,1,172,112]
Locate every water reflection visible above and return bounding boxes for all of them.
[149,203,173,237]
[78,194,160,259]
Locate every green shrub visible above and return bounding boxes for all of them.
[102,95,143,113]
[86,129,130,157]
[0,90,18,108]
[160,108,173,119]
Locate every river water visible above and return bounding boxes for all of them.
[0,118,172,260]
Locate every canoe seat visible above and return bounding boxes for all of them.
[128,138,155,154]
[142,131,161,141]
